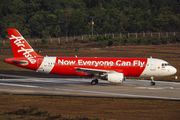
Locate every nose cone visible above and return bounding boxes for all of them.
[171,67,177,75]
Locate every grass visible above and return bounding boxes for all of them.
[1,105,100,120]
[0,95,180,120]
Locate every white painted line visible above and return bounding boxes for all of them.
[0,78,109,84]
[0,83,180,100]
[0,83,40,88]
[0,74,34,79]
[136,87,166,90]
[137,80,180,85]
[136,87,180,90]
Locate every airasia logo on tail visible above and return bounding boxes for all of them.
[10,35,36,64]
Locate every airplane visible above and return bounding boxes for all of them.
[4,29,177,86]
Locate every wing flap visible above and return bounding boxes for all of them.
[74,67,112,75]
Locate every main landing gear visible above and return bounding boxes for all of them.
[91,79,98,85]
[150,76,155,86]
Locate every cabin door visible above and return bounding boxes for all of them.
[150,60,156,71]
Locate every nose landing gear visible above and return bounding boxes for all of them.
[150,76,155,86]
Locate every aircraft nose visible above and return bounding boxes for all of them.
[171,67,177,75]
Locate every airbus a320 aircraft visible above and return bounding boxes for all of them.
[4,29,177,85]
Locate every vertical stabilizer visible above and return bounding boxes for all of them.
[7,29,40,64]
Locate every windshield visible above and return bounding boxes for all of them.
[162,63,171,66]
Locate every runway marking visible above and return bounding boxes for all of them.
[0,78,108,84]
[137,80,180,85]
[136,87,165,90]
[136,87,180,90]
[0,74,34,78]
[0,83,180,100]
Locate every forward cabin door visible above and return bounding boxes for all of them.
[150,60,156,71]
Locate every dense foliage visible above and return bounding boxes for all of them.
[1,0,180,38]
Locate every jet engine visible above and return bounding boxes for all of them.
[101,73,124,83]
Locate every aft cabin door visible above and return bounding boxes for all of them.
[37,58,44,70]
[150,60,156,71]
[37,57,56,73]
[37,58,51,73]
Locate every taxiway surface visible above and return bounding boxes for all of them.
[0,73,180,100]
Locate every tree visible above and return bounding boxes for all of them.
[69,9,87,35]
[0,0,180,38]
[54,25,61,37]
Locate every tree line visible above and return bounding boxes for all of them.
[1,0,180,39]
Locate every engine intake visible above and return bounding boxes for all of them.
[101,73,124,83]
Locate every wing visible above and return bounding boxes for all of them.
[74,67,114,75]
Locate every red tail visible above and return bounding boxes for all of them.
[7,29,40,64]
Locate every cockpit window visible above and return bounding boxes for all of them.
[162,63,170,66]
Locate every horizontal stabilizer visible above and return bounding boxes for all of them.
[7,60,29,65]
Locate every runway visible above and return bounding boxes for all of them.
[0,73,180,100]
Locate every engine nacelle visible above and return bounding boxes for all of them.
[101,73,124,83]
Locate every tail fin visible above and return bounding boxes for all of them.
[7,29,40,64]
